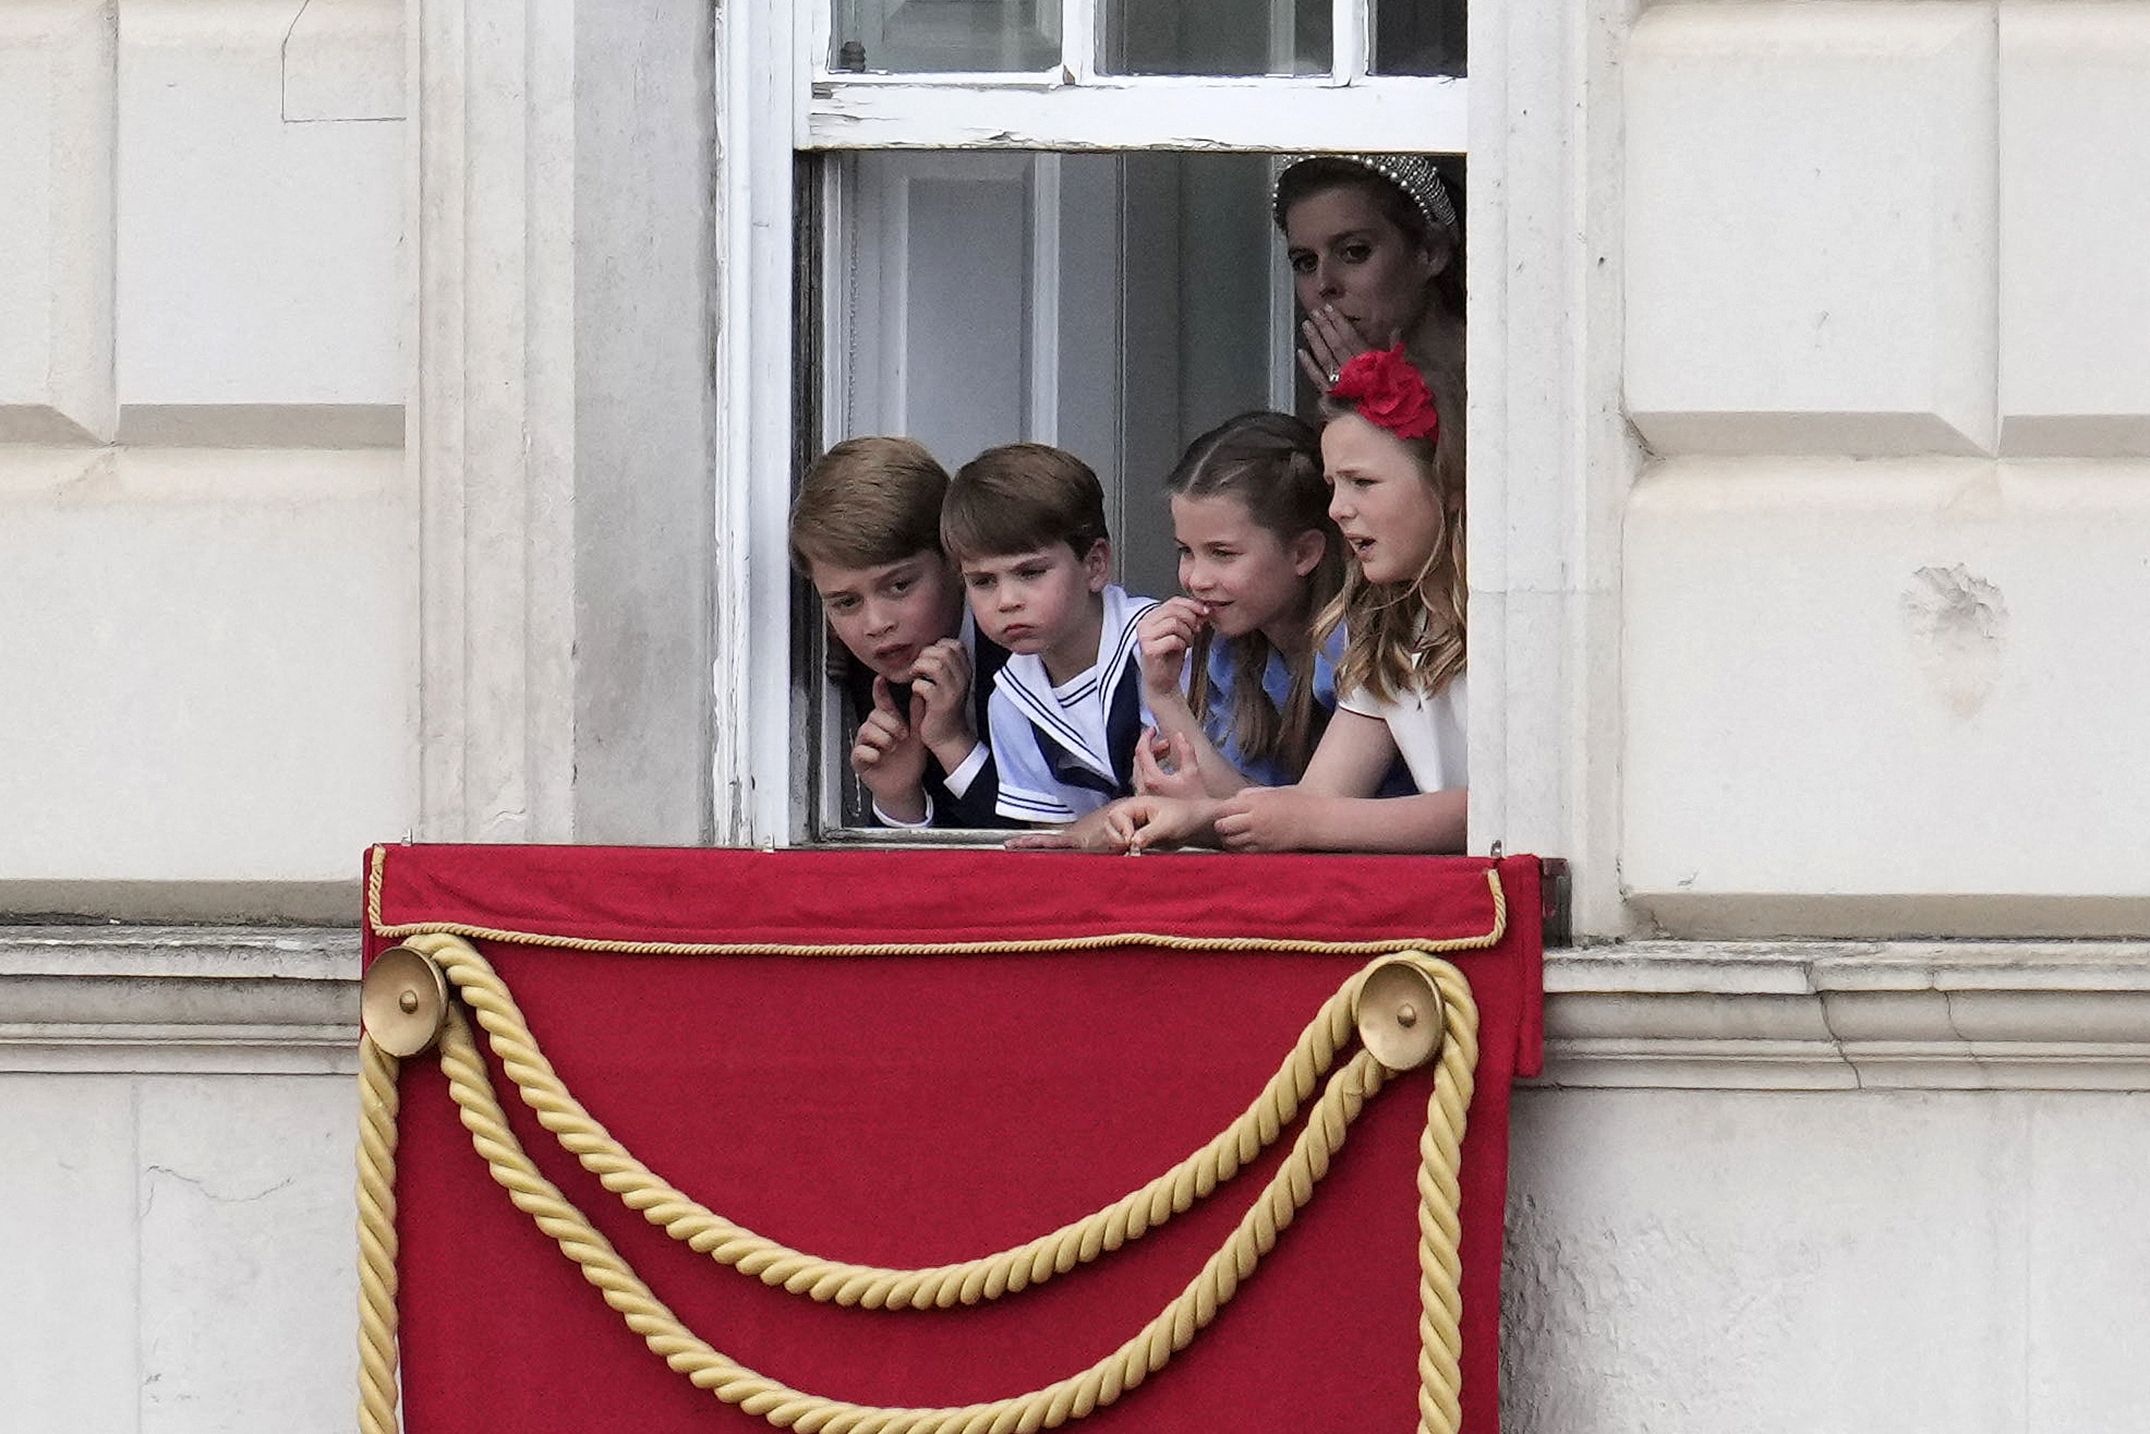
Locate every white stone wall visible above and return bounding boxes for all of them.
[0,0,414,919]
[1621,0,2150,937]
[8,1072,359,1428]
[12,0,2145,916]
[5,0,2150,1428]
[9,933,2150,1433]
[1,932,358,1433]
[1504,1084,2150,1434]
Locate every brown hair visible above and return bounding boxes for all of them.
[1273,157,1466,330]
[788,436,950,573]
[1165,412,1343,777]
[941,443,1109,562]
[1315,391,1466,705]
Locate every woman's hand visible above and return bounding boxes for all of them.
[1132,726,1204,802]
[1138,598,1208,709]
[1297,306,1400,389]
[1213,785,1331,853]
[851,677,929,822]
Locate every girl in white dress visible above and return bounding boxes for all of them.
[1109,344,1466,853]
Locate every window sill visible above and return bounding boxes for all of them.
[1544,939,2150,1091]
[6,927,2146,1090]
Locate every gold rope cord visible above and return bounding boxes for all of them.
[448,1005,1389,1432]
[411,930,1376,1309]
[355,1034,402,1434]
[356,957,1478,1434]
[364,844,1507,958]
[1414,980,1478,1434]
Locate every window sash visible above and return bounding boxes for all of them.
[799,0,1462,152]
[804,0,1419,86]
[799,76,1467,153]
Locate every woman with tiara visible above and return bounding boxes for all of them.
[1272,153,1465,493]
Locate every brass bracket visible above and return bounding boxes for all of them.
[1540,856,1572,948]
[361,945,450,1057]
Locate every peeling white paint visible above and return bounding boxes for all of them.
[802,75,1467,151]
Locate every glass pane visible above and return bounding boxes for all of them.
[831,151,1288,602]
[832,0,1059,73]
[818,151,1294,827]
[1101,0,1329,76]
[1371,0,1465,76]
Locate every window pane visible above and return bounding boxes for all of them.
[830,150,1288,601]
[1371,0,1465,76]
[832,0,1059,73]
[1100,0,1329,76]
[818,151,1294,827]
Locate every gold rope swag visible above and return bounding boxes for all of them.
[355,914,1488,1434]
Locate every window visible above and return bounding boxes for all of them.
[721,0,1469,839]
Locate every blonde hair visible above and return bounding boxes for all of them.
[1316,362,1467,704]
[789,437,950,573]
[942,443,1108,562]
[1166,412,1342,777]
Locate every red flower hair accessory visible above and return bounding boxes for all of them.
[1328,344,1440,443]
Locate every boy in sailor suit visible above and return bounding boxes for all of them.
[940,443,1161,827]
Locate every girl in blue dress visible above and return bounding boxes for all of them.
[1137,410,1410,797]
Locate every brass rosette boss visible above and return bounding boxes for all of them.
[1354,955,1447,1072]
[361,944,451,1057]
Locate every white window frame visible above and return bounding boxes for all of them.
[798,0,1469,150]
[716,0,1622,929]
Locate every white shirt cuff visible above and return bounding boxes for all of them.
[871,791,936,829]
[940,742,989,799]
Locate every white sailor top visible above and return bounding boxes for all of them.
[989,584,1160,824]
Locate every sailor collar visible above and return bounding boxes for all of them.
[992,585,1156,783]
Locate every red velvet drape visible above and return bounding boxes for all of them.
[365,847,1542,1433]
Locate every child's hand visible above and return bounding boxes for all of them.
[1132,726,1203,801]
[1004,810,1131,854]
[1213,786,1326,852]
[1138,598,1208,705]
[1107,794,1213,853]
[852,676,930,820]
[1004,829,1080,851]
[909,637,975,761]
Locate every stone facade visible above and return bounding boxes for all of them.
[4,0,2148,1429]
